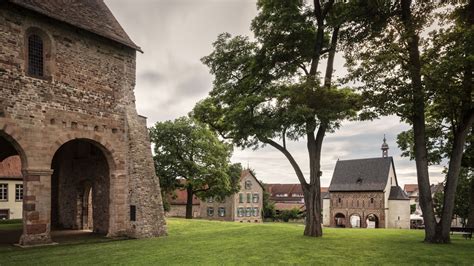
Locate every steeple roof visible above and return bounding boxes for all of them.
[8,0,142,52]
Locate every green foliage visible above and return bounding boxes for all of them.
[410,204,417,214]
[278,208,302,222]
[433,169,473,222]
[261,183,276,219]
[149,117,239,201]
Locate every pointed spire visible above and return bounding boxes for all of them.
[381,134,389,158]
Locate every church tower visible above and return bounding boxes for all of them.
[381,135,389,157]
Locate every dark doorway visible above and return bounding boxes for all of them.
[334,213,346,227]
[51,139,110,236]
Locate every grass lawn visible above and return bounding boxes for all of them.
[1,218,473,265]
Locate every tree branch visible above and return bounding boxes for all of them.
[263,138,308,187]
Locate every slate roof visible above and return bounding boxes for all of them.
[388,186,409,200]
[329,157,394,192]
[7,0,142,52]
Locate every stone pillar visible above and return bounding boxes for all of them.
[107,170,128,237]
[19,169,54,246]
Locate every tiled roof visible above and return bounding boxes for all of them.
[274,202,305,211]
[0,155,22,179]
[8,0,142,52]
[168,189,200,205]
[404,184,418,193]
[388,186,409,200]
[329,157,393,192]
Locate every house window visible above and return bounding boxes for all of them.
[28,34,44,77]
[0,184,7,201]
[239,193,243,203]
[253,207,259,217]
[276,193,288,197]
[218,207,225,217]
[245,180,252,190]
[246,193,251,203]
[292,193,303,197]
[237,207,244,217]
[207,197,214,203]
[207,207,214,216]
[15,184,23,201]
[252,193,259,203]
[246,207,252,217]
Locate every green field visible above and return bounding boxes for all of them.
[1,218,473,265]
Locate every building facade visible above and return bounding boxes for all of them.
[169,170,264,222]
[0,0,166,246]
[0,156,22,219]
[323,138,410,229]
[201,170,264,222]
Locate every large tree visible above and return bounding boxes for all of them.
[193,0,361,237]
[150,117,240,219]
[344,0,473,242]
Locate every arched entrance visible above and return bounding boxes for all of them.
[349,214,361,228]
[0,131,25,244]
[51,139,110,236]
[334,213,346,228]
[366,214,379,228]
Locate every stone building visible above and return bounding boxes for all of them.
[168,170,264,222]
[0,0,167,246]
[265,183,328,214]
[323,138,410,229]
[0,156,22,220]
[201,170,264,222]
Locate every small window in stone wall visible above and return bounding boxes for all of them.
[246,193,251,203]
[28,34,44,77]
[252,207,259,217]
[237,207,244,217]
[218,207,225,217]
[245,180,252,190]
[0,184,7,201]
[130,205,136,221]
[15,184,23,201]
[207,207,214,216]
[252,193,259,203]
[245,207,252,217]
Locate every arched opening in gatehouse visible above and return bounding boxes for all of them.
[366,213,379,228]
[334,213,346,228]
[51,139,110,237]
[0,132,25,244]
[349,214,361,228]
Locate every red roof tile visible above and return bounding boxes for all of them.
[0,156,22,179]
[168,189,200,205]
[404,184,418,193]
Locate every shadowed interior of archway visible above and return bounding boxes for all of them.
[51,140,110,236]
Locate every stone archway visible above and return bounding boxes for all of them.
[50,139,111,236]
[366,213,379,228]
[349,214,362,228]
[334,213,346,228]
[0,131,26,244]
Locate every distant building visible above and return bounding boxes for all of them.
[0,156,22,220]
[168,170,264,222]
[265,183,328,214]
[323,137,410,229]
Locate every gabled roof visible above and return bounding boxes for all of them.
[240,169,264,190]
[7,0,142,52]
[388,186,409,200]
[0,155,22,179]
[404,184,418,193]
[329,157,394,192]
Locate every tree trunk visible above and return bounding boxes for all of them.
[303,184,322,237]
[185,186,194,219]
[400,0,438,242]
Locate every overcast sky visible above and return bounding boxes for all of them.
[105,0,445,187]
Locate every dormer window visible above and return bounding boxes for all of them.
[28,34,44,77]
[245,180,252,190]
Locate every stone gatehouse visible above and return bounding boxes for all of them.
[0,0,167,246]
[322,138,410,229]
